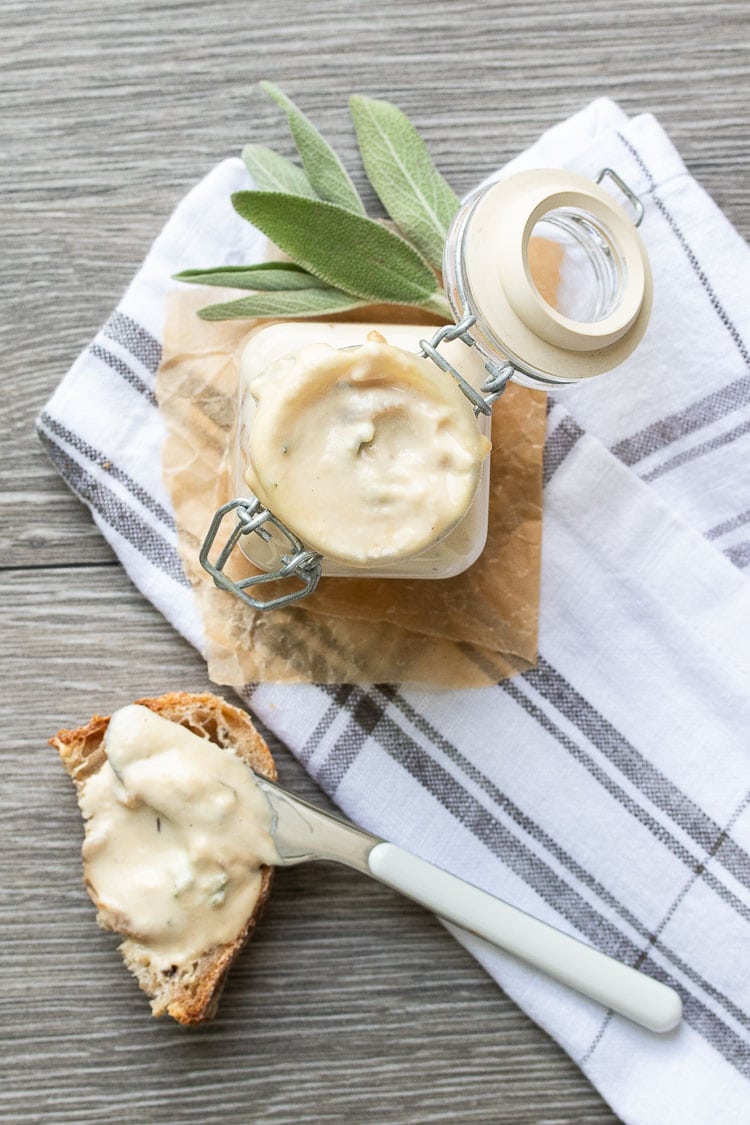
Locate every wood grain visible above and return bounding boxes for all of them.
[2,0,748,1120]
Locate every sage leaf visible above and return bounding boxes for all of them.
[350,95,460,271]
[232,191,439,304]
[241,144,317,198]
[198,287,369,321]
[175,262,329,291]
[260,81,365,215]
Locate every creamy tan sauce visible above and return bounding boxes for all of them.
[79,705,279,971]
[242,335,491,566]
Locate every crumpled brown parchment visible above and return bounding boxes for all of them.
[156,277,549,688]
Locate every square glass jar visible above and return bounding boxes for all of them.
[234,322,493,579]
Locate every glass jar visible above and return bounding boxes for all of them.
[201,167,651,610]
[230,321,493,579]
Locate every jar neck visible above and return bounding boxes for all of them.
[442,170,652,388]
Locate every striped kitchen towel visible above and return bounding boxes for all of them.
[38,99,750,1125]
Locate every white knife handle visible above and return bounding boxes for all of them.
[368,842,681,1033]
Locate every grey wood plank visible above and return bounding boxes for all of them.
[2,0,748,1120]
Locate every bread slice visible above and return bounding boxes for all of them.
[50,691,277,1025]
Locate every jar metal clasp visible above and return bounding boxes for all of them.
[418,316,516,415]
[200,497,322,611]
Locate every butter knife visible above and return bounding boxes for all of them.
[253,773,682,1034]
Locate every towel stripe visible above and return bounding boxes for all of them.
[37,428,190,588]
[316,689,390,793]
[607,132,750,471]
[618,130,750,368]
[706,508,750,541]
[88,343,158,406]
[726,541,750,569]
[297,684,356,765]
[38,411,176,530]
[520,657,750,888]
[610,376,750,471]
[102,311,162,375]
[543,415,584,486]
[640,416,750,484]
[502,677,750,923]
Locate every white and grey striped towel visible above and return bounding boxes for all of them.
[39,99,750,1125]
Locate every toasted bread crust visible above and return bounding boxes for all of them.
[50,691,277,1025]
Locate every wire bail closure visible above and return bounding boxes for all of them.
[596,167,645,227]
[419,315,515,415]
[199,497,322,611]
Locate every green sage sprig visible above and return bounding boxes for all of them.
[174,83,459,322]
[259,81,366,215]
[349,94,460,272]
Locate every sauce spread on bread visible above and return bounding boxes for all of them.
[241,334,491,565]
[79,705,279,970]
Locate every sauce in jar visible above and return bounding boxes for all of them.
[241,332,491,567]
[235,322,494,579]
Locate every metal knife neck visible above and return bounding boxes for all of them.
[255,775,379,873]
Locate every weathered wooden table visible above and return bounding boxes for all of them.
[3,1,748,1120]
